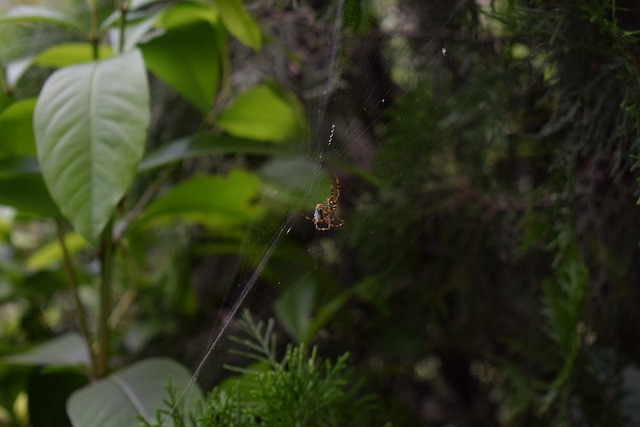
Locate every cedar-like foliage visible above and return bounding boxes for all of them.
[140,312,383,427]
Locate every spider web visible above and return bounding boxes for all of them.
[163,0,470,421]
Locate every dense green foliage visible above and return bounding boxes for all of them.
[1,0,640,425]
[141,312,380,427]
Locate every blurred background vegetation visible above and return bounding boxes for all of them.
[1,0,640,425]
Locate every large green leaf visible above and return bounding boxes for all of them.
[141,20,221,114]
[215,0,262,51]
[33,50,150,244]
[0,98,37,158]
[4,333,90,367]
[66,358,203,427]
[133,170,262,232]
[35,43,114,68]
[0,6,86,34]
[217,84,306,142]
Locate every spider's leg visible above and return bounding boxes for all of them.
[300,213,316,223]
[333,172,340,203]
[328,176,336,208]
[330,215,346,227]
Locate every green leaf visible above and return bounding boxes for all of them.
[0,157,60,217]
[215,0,262,51]
[34,50,150,244]
[158,2,219,29]
[6,57,34,88]
[66,358,203,427]
[4,333,90,367]
[273,276,317,343]
[138,133,289,172]
[273,275,350,343]
[35,43,114,68]
[0,91,12,113]
[217,84,306,142]
[25,232,89,271]
[108,12,160,52]
[0,6,86,34]
[141,20,220,114]
[133,170,262,232]
[130,0,165,10]
[0,98,37,158]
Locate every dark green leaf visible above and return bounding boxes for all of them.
[0,98,36,158]
[215,0,262,51]
[133,170,262,232]
[273,276,317,343]
[141,21,221,114]
[33,50,150,244]
[66,358,203,427]
[0,91,12,113]
[0,157,59,216]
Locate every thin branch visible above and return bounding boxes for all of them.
[113,166,175,242]
[97,223,113,377]
[55,219,97,380]
[117,0,128,53]
[87,0,100,60]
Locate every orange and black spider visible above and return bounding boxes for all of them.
[302,172,345,231]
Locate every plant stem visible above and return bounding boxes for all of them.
[117,0,128,53]
[55,220,97,380]
[113,166,175,242]
[97,223,113,377]
[87,0,100,60]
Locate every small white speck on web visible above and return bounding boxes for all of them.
[441,47,447,56]
[287,227,291,234]
[328,123,335,145]
[382,98,385,103]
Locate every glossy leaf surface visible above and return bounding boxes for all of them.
[141,21,220,114]
[134,170,262,233]
[217,85,305,142]
[33,50,150,244]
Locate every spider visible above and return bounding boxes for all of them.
[302,172,345,231]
